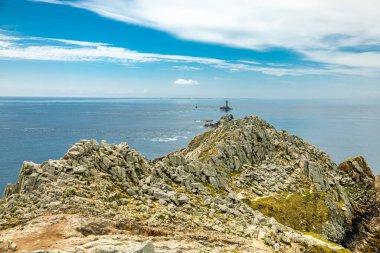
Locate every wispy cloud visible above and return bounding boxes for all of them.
[302,50,380,69]
[0,33,21,41]
[173,65,201,71]
[0,31,377,77]
[48,38,109,47]
[0,41,13,47]
[30,0,380,71]
[238,60,261,65]
[30,0,67,5]
[174,78,199,86]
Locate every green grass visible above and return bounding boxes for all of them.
[308,245,351,253]
[188,128,227,162]
[230,170,242,177]
[244,192,330,233]
[63,188,76,198]
[303,231,349,249]
[204,182,225,196]
[188,130,214,150]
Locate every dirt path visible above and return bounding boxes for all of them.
[0,213,274,252]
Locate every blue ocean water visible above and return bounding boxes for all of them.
[0,97,379,193]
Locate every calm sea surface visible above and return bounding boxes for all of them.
[0,97,379,193]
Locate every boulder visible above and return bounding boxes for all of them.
[73,165,87,174]
[7,240,17,251]
[338,156,375,187]
[129,240,155,253]
[76,221,112,236]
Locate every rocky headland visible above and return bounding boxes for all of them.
[0,115,379,252]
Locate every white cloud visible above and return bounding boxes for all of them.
[174,78,199,86]
[0,45,157,62]
[238,60,261,65]
[0,41,13,47]
[48,38,109,47]
[0,31,377,76]
[173,65,201,71]
[0,34,21,41]
[29,0,67,5]
[31,0,380,69]
[302,50,380,68]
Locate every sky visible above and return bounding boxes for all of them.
[0,0,379,98]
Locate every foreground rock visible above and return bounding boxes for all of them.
[1,115,379,252]
[25,238,156,253]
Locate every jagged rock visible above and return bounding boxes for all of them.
[76,220,112,236]
[73,166,87,174]
[129,240,155,253]
[0,240,6,251]
[375,174,380,192]
[0,115,378,253]
[7,239,17,251]
[3,183,16,199]
[204,114,233,128]
[264,237,274,246]
[338,156,375,187]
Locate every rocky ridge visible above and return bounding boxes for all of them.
[0,115,379,252]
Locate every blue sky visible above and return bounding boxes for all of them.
[0,0,379,98]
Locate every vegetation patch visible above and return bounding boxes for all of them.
[63,188,76,198]
[307,245,351,253]
[188,129,214,150]
[229,170,242,177]
[244,192,330,233]
[204,182,225,196]
[303,231,347,249]
[189,128,227,161]
[199,149,212,162]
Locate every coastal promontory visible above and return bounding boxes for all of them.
[1,115,379,252]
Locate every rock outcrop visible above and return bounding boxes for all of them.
[1,115,379,252]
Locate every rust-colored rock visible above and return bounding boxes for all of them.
[338,156,375,188]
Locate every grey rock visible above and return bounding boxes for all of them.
[178,194,190,204]
[128,240,155,253]
[219,204,228,212]
[208,176,220,188]
[7,240,17,251]
[73,166,87,174]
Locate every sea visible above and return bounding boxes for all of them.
[0,97,379,193]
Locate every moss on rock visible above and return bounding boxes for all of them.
[244,192,330,233]
[188,130,213,150]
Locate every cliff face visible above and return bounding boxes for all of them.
[336,157,379,252]
[0,115,379,252]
